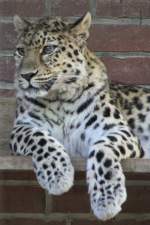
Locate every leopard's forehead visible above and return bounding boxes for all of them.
[19,17,70,47]
[37,17,69,32]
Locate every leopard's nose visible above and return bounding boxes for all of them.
[21,71,38,82]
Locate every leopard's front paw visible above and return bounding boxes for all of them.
[87,160,127,221]
[33,151,74,195]
[90,186,126,221]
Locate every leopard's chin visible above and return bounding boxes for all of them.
[23,87,48,98]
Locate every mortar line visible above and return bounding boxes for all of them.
[95,51,150,58]
[1,16,150,26]
[89,0,96,18]
[0,82,14,90]
[0,213,150,220]
[45,191,53,214]
[0,180,38,186]
[45,0,51,17]
[1,51,150,59]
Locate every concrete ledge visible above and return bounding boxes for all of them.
[0,156,150,173]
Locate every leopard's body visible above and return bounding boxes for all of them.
[10,13,148,221]
[111,84,150,158]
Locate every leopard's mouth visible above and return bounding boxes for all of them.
[19,77,56,92]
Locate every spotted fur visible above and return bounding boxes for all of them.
[10,13,146,221]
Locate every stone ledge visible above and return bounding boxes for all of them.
[0,156,150,173]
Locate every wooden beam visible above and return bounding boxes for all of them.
[0,156,150,173]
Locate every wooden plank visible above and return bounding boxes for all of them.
[0,156,149,173]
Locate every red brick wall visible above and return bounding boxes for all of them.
[0,1,150,224]
[0,170,150,225]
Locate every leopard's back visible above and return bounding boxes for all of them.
[110,84,150,158]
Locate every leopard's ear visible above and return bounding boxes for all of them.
[70,12,92,42]
[13,15,30,33]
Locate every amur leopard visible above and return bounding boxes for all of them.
[10,12,149,221]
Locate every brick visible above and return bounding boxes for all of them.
[51,185,90,213]
[0,90,15,97]
[0,185,45,213]
[71,218,150,225]
[123,186,150,213]
[102,57,150,84]
[126,172,150,180]
[0,23,16,50]
[0,170,35,180]
[0,0,45,17]
[96,0,150,18]
[88,25,150,52]
[51,0,90,17]
[0,218,66,225]
[0,57,15,82]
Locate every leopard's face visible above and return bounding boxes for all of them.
[14,13,91,97]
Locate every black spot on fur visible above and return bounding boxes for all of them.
[94,140,105,145]
[67,52,72,58]
[138,113,146,122]
[108,136,117,142]
[44,152,49,158]
[128,118,135,130]
[105,171,112,180]
[61,46,66,51]
[112,148,120,157]
[38,139,47,146]
[114,109,120,119]
[27,139,34,146]
[100,95,105,100]
[33,132,44,137]
[31,145,36,151]
[104,159,112,168]
[24,135,30,143]
[140,147,145,158]
[29,112,41,120]
[103,107,111,117]
[37,156,43,162]
[121,130,131,137]
[43,164,48,169]
[147,96,150,103]
[48,147,56,152]
[94,105,99,111]
[37,148,43,154]
[85,115,97,128]
[81,133,85,141]
[98,167,103,175]
[96,151,104,162]
[89,150,95,158]
[14,143,17,152]
[51,162,56,169]
[127,143,133,150]
[94,123,99,129]
[118,145,126,155]
[74,49,79,55]
[77,98,93,114]
[100,180,105,185]
[138,126,143,133]
[103,123,115,130]
[130,151,136,158]
[75,69,80,75]
[17,135,22,143]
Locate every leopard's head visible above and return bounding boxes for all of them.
[14,12,92,97]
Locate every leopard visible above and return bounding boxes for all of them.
[10,12,148,221]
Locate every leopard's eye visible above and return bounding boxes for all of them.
[42,45,57,55]
[16,47,25,56]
